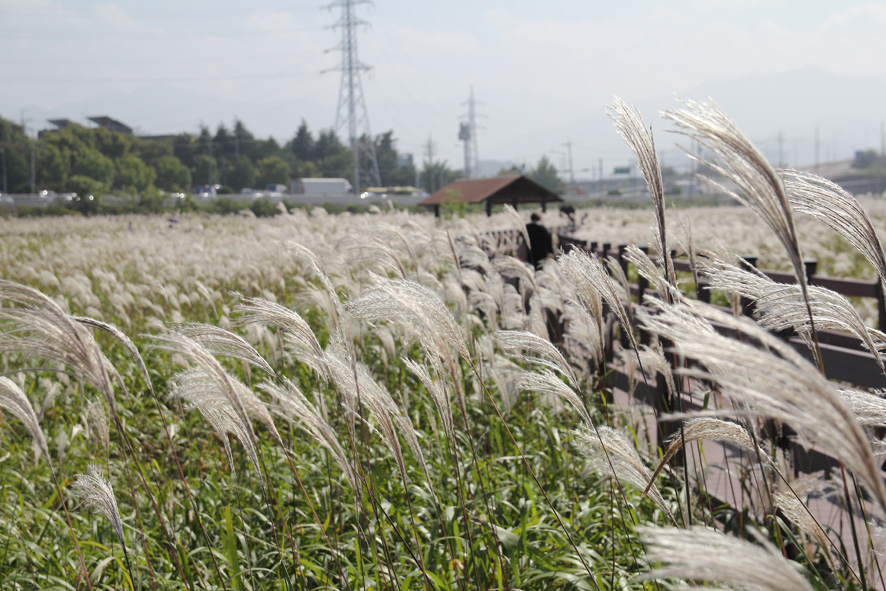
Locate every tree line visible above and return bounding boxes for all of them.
[0,115,563,214]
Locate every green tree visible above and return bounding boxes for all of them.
[114,155,156,194]
[228,156,257,191]
[173,133,198,169]
[288,120,313,161]
[93,127,131,160]
[293,160,319,179]
[36,143,69,191]
[1,117,34,192]
[256,156,290,188]
[71,146,114,187]
[529,156,562,193]
[420,160,457,193]
[154,155,192,191]
[133,137,173,168]
[193,154,218,186]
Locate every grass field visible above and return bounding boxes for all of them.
[1,99,885,590]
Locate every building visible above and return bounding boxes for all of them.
[419,175,562,217]
[87,116,133,135]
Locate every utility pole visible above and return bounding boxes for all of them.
[563,139,575,184]
[777,130,784,168]
[460,86,482,177]
[21,111,34,195]
[880,121,884,158]
[598,158,603,195]
[814,126,820,173]
[30,131,35,195]
[424,135,436,193]
[325,0,381,195]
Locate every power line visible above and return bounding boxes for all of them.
[0,52,297,66]
[0,26,323,39]
[6,70,316,84]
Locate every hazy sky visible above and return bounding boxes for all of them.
[5,0,886,179]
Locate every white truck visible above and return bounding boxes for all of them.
[290,178,353,196]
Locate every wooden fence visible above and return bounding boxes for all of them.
[474,228,886,581]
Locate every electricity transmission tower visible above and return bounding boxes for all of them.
[325,0,381,194]
[459,86,481,177]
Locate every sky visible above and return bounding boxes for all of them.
[5,0,886,181]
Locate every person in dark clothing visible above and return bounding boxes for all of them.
[525,212,553,268]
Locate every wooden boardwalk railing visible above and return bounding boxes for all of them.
[474,228,886,582]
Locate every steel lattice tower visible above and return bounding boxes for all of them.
[460,86,481,178]
[326,0,381,194]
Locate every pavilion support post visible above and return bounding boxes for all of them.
[433,204,440,218]
[486,199,492,216]
[541,196,547,212]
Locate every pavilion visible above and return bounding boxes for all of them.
[419,175,562,217]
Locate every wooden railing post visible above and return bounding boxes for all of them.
[877,281,886,332]
[618,244,629,276]
[804,258,818,284]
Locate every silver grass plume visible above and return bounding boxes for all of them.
[503,204,531,256]
[87,398,110,456]
[493,254,538,295]
[0,376,49,462]
[839,388,886,429]
[610,97,676,290]
[73,316,154,395]
[0,280,118,417]
[638,526,814,591]
[345,277,470,369]
[561,300,604,369]
[403,357,455,442]
[350,361,431,484]
[234,296,329,382]
[663,99,814,337]
[605,256,633,316]
[636,341,677,402]
[772,491,837,573]
[519,369,591,427]
[284,240,342,329]
[640,298,886,512]
[260,378,357,489]
[344,236,406,279]
[496,329,579,389]
[169,367,263,485]
[445,230,465,287]
[784,169,886,292]
[457,242,493,275]
[379,223,420,274]
[150,331,256,447]
[37,379,61,421]
[645,418,756,495]
[559,248,638,352]
[176,322,277,378]
[574,425,672,520]
[72,464,128,560]
[701,257,885,373]
[622,245,681,304]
